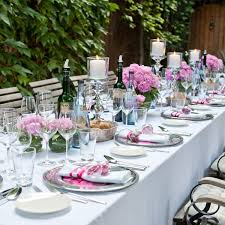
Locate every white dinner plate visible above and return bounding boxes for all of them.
[15,192,71,214]
[190,104,211,111]
[162,119,189,127]
[110,146,146,157]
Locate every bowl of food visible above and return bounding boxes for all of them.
[90,119,117,142]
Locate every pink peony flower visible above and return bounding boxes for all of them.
[206,54,223,71]
[166,61,192,81]
[58,117,74,130]
[136,95,145,104]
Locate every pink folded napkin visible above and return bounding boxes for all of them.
[163,110,207,119]
[191,99,210,105]
[118,129,169,144]
[59,162,131,184]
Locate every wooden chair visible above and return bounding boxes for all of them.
[0,87,23,111]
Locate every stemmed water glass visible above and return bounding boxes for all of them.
[181,76,192,98]
[122,93,134,126]
[1,108,18,176]
[21,96,37,116]
[58,111,76,164]
[36,90,53,105]
[38,104,57,166]
[192,71,201,98]
[158,69,168,111]
[107,93,123,121]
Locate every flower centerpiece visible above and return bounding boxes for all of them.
[206,54,223,72]
[122,64,160,106]
[17,115,59,152]
[166,61,192,92]
[17,115,44,152]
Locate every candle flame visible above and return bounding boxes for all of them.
[157,37,160,42]
[173,51,176,55]
[96,55,99,60]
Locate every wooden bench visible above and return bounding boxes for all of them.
[29,71,117,102]
[0,87,23,111]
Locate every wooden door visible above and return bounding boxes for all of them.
[189,4,225,56]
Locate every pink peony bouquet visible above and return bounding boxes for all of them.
[166,61,192,81]
[17,115,59,135]
[17,115,44,136]
[206,54,223,71]
[123,64,159,104]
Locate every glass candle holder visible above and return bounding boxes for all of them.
[87,56,109,80]
[167,52,183,69]
[150,38,166,75]
[189,49,201,65]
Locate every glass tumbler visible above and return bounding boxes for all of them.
[133,107,147,130]
[12,147,36,187]
[79,128,97,161]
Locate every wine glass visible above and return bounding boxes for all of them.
[20,96,37,117]
[38,104,57,166]
[36,90,53,105]
[58,111,76,164]
[84,84,96,112]
[38,103,55,119]
[122,93,134,126]
[181,76,192,98]
[192,72,200,98]
[158,69,168,111]
[11,128,32,153]
[2,109,18,176]
[107,92,122,121]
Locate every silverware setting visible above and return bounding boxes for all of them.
[158,126,191,137]
[104,155,148,171]
[0,186,22,206]
[33,185,106,205]
[114,141,170,153]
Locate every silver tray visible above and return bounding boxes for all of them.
[208,103,225,107]
[161,112,213,121]
[114,133,183,148]
[43,166,138,193]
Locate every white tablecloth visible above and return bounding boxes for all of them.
[1,107,225,225]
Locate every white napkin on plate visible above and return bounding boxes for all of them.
[59,163,132,184]
[163,110,208,119]
[118,129,169,144]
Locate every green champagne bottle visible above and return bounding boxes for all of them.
[114,55,126,122]
[58,59,75,115]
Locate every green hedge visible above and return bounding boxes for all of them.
[0,0,117,93]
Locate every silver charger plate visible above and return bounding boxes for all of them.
[208,103,225,107]
[161,112,213,121]
[43,166,138,193]
[114,133,183,148]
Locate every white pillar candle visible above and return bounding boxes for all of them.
[168,52,181,68]
[90,59,106,80]
[189,49,200,63]
[151,40,165,56]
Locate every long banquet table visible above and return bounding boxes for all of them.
[1,106,225,225]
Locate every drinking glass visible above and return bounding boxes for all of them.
[38,103,55,119]
[122,94,134,126]
[181,76,192,97]
[84,84,95,112]
[107,93,122,121]
[192,72,200,98]
[158,69,168,111]
[36,90,53,105]
[12,147,36,187]
[38,104,57,166]
[2,109,18,176]
[12,128,32,153]
[133,107,147,130]
[21,96,37,116]
[174,92,186,110]
[58,111,76,164]
[79,128,97,161]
